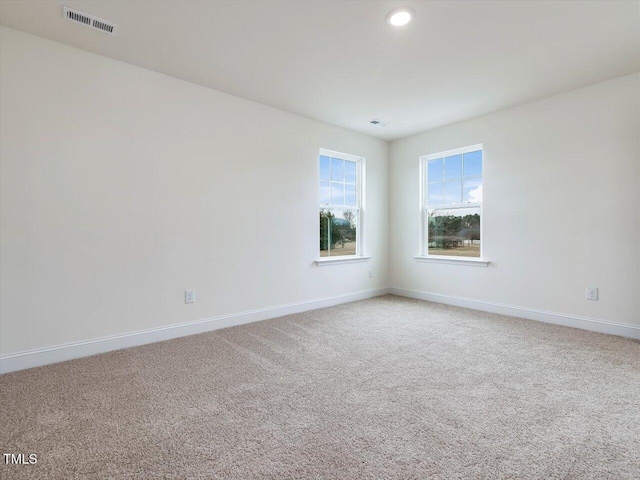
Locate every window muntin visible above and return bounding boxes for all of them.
[422,146,483,258]
[319,150,363,258]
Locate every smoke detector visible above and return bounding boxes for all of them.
[62,6,118,36]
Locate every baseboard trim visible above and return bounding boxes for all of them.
[0,288,390,374]
[389,288,640,340]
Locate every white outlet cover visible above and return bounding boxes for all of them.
[185,290,196,304]
[586,287,598,301]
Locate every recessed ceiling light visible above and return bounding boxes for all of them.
[386,6,415,27]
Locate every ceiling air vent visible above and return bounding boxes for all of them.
[62,6,119,36]
[370,119,390,127]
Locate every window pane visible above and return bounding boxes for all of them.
[319,208,357,257]
[319,180,331,205]
[428,158,443,182]
[331,158,344,181]
[444,154,462,180]
[331,182,344,205]
[428,182,444,206]
[444,180,462,204]
[345,184,356,206]
[320,209,330,256]
[427,207,481,258]
[345,161,357,184]
[319,155,331,181]
[463,177,482,203]
[463,150,482,177]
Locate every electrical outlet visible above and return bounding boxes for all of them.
[185,290,196,304]
[369,269,373,278]
[586,286,598,301]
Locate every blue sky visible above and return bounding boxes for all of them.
[319,156,357,206]
[319,151,482,208]
[427,150,482,205]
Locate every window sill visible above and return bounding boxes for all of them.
[414,256,490,267]
[315,256,371,266]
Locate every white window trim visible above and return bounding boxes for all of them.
[413,256,489,267]
[315,256,371,266]
[316,148,367,265]
[418,144,489,266]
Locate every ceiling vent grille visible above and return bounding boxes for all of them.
[62,6,119,36]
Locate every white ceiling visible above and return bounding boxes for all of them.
[1,0,638,140]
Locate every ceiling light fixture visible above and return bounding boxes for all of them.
[386,6,415,27]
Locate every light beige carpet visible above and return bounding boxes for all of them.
[1,295,639,479]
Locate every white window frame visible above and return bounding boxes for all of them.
[316,148,369,266]
[416,144,489,266]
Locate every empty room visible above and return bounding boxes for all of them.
[1,0,638,478]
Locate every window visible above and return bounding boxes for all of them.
[420,145,483,259]
[319,149,364,258]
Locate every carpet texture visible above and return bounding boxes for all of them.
[1,295,639,479]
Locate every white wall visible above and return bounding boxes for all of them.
[2,25,637,364]
[0,27,389,356]
[390,73,640,326]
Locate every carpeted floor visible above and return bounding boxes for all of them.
[1,295,639,479]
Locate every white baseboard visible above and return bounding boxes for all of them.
[0,288,390,374]
[389,288,640,340]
